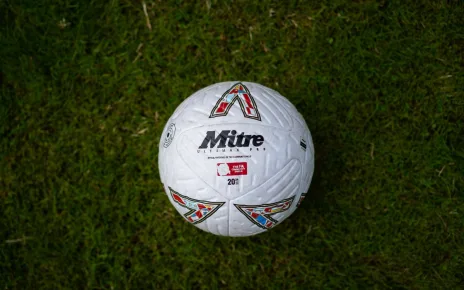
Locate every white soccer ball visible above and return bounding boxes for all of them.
[158,82,314,237]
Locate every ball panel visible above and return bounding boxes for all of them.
[228,159,301,237]
[168,82,298,133]
[174,124,307,201]
[161,152,230,236]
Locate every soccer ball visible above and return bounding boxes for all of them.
[158,82,314,237]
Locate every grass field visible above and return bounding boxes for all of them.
[1,0,464,288]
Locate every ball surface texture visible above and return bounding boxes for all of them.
[158,82,314,237]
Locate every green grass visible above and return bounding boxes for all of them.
[1,0,463,288]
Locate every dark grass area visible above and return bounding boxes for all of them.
[1,0,463,288]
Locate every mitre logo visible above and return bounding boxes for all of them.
[198,130,264,149]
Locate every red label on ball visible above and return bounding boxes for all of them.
[217,162,248,176]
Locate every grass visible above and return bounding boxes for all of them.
[1,0,463,288]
